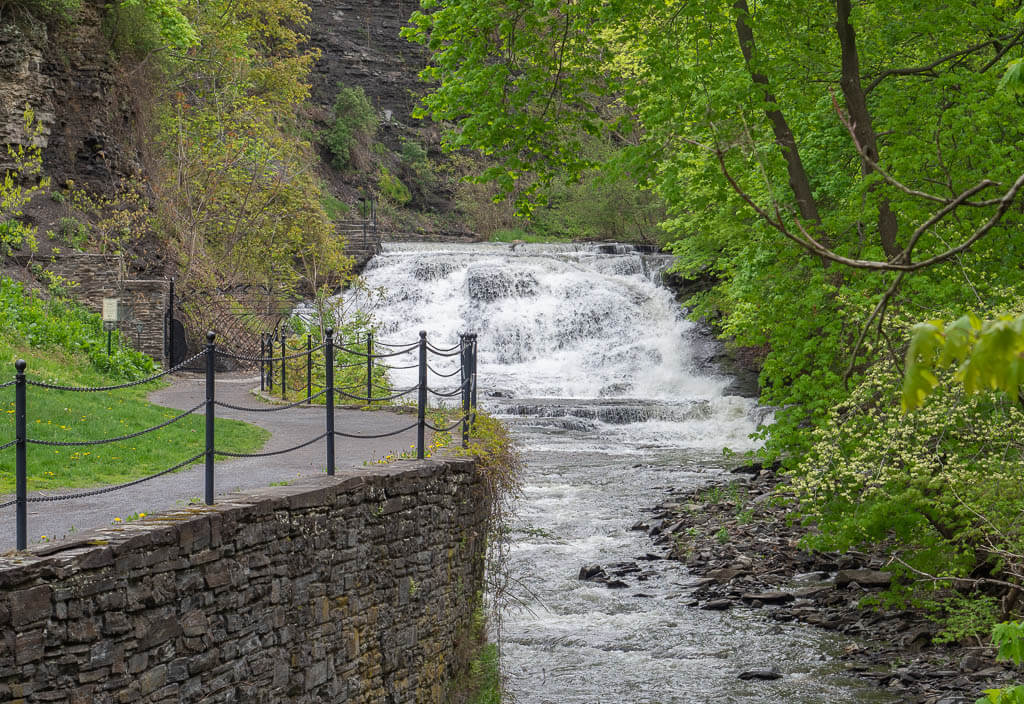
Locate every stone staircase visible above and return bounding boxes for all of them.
[337,219,383,270]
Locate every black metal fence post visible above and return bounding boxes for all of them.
[205,331,216,506]
[280,332,287,401]
[15,360,27,551]
[325,329,336,476]
[366,332,374,404]
[166,278,175,367]
[469,333,478,427]
[417,330,427,460]
[306,334,312,402]
[260,333,266,392]
[460,334,469,448]
[268,332,275,394]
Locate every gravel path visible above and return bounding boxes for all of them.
[0,374,421,551]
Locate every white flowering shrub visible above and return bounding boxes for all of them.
[792,362,1024,583]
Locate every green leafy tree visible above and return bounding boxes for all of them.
[131,0,347,293]
[406,0,1024,629]
[324,85,378,170]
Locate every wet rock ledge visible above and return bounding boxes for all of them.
[632,465,1018,703]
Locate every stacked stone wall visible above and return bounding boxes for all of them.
[0,458,488,703]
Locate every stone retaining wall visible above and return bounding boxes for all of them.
[0,458,489,703]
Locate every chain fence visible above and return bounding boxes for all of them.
[0,331,479,550]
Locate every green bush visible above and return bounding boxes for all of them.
[324,85,378,170]
[378,167,411,205]
[791,359,1024,615]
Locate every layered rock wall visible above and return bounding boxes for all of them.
[306,0,428,125]
[0,458,488,703]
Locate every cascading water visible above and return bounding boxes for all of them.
[359,242,892,703]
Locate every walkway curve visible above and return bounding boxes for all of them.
[0,373,421,551]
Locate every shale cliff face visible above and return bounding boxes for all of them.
[0,2,138,190]
[305,0,428,127]
[2,0,435,194]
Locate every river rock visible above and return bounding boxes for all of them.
[741,591,794,604]
[578,564,606,581]
[835,569,891,588]
[606,561,641,576]
[706,567,748,583]
[702,599,731,611]
[959,654,986,672]
[738,667,782,681]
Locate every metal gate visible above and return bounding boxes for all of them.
[165,280,298,370]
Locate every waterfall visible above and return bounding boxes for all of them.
[359,241,761,453]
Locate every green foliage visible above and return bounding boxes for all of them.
[993,621,1024,664]
[378,167,412,206]
[904,313,1024,411]
[14,0,81,23]
[2,106,48,256]
[927,593,1000,645]
[109,0,198,53]
[324,85,378,170]
[54,216,89,250]
[400,138,428,166]
[407,0,1024,453]
[464,643,501,704]
[488,228,563,244]
[455,412,523,506]
[321,194,350,221]
[976,622,1024,703]
[999,59,1024,96]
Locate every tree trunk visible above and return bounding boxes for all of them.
[835,0,901,259]
[733,0,821,225]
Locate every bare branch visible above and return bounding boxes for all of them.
[865,33,1018,95]
[686,122,1024,274]
[888,554,1023,592]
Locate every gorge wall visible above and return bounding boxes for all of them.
[0,458,489,703]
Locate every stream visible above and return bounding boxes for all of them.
[360,242,894,703]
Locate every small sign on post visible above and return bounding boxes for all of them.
[102,298,122,323]
[102,298,121,356]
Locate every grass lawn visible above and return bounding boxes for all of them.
[0,341,268,494]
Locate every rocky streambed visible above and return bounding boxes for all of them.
[576,465,1019,703]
